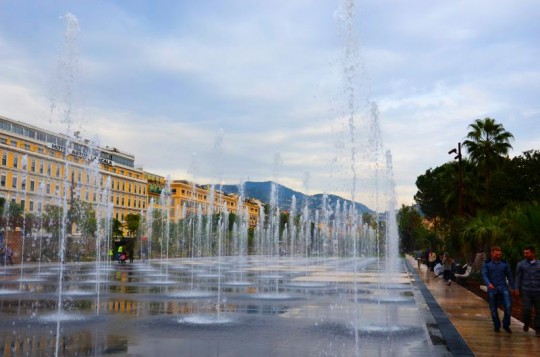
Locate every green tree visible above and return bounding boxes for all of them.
[462,117,514,206]
[42,205,65,260]
[498,202,540,266]
[397,205,430,252]
[125,213,141,237]
[111,218,123,239]
[490,150,540,208]
[460,212,506,258]
[414,163,455,220]
[6,202,24,230]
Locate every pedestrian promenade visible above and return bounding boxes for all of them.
[406,255,540,356]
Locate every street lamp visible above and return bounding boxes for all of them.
[448,143,464,216]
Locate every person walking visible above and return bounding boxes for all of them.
[428,251,437,271]
[482,246,514,333]
[415,250,423,269]
[515,246,540,336]
[442,252,454,285]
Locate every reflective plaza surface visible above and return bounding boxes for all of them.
[0,257,433,356]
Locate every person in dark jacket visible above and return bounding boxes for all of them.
[515,246,540,336]
[482,246,514,333]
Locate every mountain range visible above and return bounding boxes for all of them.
[218,181,373,214]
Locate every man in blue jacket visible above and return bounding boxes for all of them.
[482,246,514,333]
[515,246,540,336]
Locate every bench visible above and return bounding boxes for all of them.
[454,264,472,283]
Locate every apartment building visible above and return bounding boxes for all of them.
[144,174,260,227]
[170,180,260,227]
[0,115,259,234]
[0,115,146,226]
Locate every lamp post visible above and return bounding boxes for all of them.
[448,143,464,216]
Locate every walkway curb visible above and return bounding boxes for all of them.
[406,258,475,356]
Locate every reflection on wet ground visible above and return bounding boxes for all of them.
[0,256,434,356]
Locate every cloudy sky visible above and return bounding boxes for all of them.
[0,0,538,211]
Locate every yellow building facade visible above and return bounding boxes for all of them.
[0,115,146,226]
[144,175,260,228]
[0,115,260,232]
[170,180,260,227]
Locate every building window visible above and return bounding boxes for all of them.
[12,176,17,189]
[13,155,18,168]
[31,160,36,172]
[37,202,42,212]
[46,183,51,194]
[39,162,43,174]
[30,180,35,191]
[1,153,6,166]
[0,173,5,187]
[47,164,51,176]
[56,166,60,177]
[29,201,34,211]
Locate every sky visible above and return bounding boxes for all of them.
[0,0,539,211]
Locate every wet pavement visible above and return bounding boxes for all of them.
[1,257,438,356]
[407,255,540,357]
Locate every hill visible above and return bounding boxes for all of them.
[218,181,373,214]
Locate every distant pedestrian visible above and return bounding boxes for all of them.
[428,251,437,271]
[415,250,423,269]
[117,245,123,261]
[142,246,148,262]
[5,246,13,265]
[515,246,540,336]
[128,247,134,263]
[442,252,454,285]
[482,246,514,333]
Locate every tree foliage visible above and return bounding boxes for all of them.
[125,213,141,237]
[405,117,537,267]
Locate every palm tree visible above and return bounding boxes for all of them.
[462,117,514,206]
[460,212,506,259]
